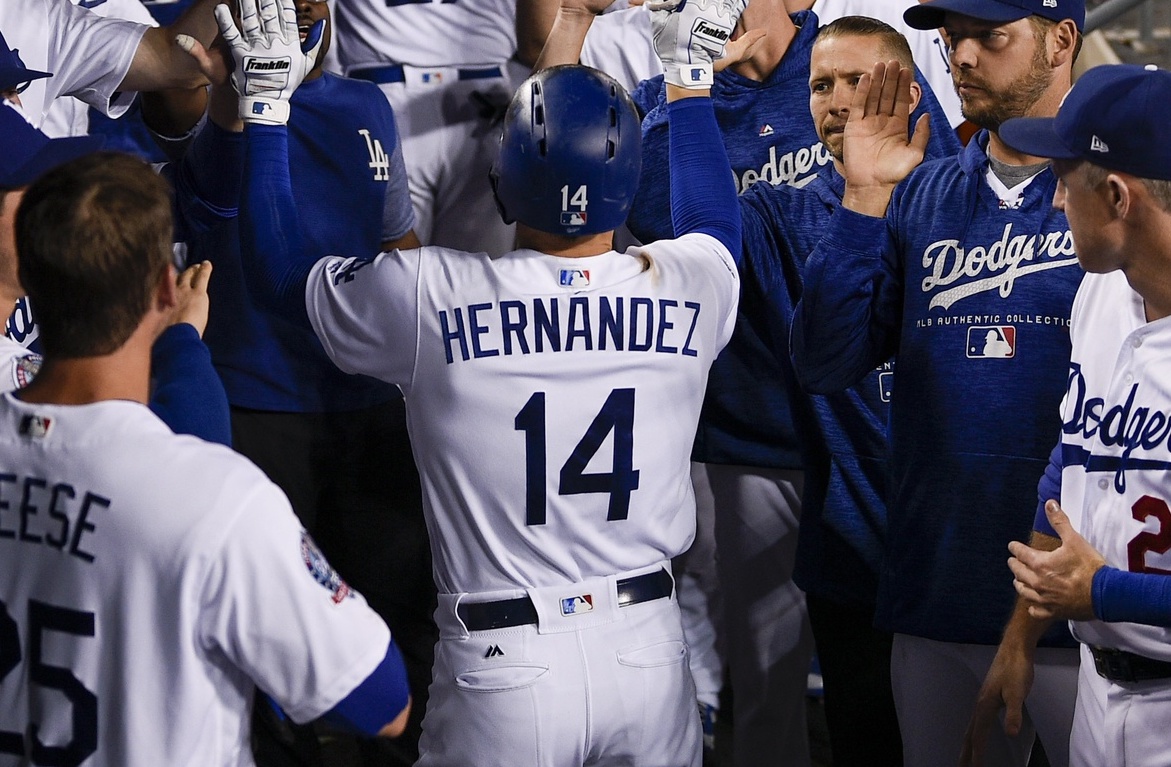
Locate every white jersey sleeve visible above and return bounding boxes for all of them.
[198,480,391,723]
[0,0,149,135]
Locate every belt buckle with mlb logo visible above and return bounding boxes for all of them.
[561,594,594,616]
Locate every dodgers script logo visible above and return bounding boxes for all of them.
[561,595,594,616]
[920,223,1078,310]
[1063,363,1171,493]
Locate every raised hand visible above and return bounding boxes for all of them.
[213,0,323,124]
[841,60,931,216]
[170,261,214,337]
[647,0,749,89]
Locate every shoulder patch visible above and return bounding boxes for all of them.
[300,531,352,604]
[13,353,42,389]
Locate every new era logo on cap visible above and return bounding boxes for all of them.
[1090,135,1109,153]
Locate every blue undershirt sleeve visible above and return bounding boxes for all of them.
[166,121,243,241]
[321,640,411,736]
[239,123,316,329]
[1093,566,1171,628]
[148,323,232,446]
[1033,441,1063,537]
[667,97,741,264]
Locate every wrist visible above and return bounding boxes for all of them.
[662,62,714,90]
[240,96,291,126]
[842,183,897,217]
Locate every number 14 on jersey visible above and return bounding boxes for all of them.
[515,388,640,526]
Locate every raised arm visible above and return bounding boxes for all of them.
[790,61,924,392]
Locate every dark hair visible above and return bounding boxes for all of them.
[815,15,915,70]
[15,152,172,358]
[1028,16,1084,64]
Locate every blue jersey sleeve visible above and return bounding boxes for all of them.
[790,206,902,393]
[1033,441,1063,537]
[165,121,243,242]
[381,137,414,244]
[667,98,740,263]
[321,640,411,736]
[148,323,232,446]
[1093,567,1171,628]
[238,124,317,328]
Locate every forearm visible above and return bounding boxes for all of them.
[1034,442,1064,538]
[666,96,741,262]
[534,6,597,70]
[517,0,561,68]
[240,124,315,328]
[149,323,231,446]
[1002,531,1062,649]
[790,208,899,392]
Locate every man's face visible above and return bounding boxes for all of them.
[809,35,893,162]
[295,0,330,74]
[944,14,1052,131]
[1052,159,1118,273]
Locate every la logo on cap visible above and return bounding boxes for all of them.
[1090,135,1110,153]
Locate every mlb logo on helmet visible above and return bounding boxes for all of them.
[561,594,594,616]
[561,211,587,227]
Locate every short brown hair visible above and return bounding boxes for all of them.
[15,152,173,358]
[1083,161,1171,214]
[815,16,915,70]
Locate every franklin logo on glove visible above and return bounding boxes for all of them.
[244,57,291,72]
[693,19,731,44]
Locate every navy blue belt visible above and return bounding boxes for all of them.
[457,568,674,631]
[1091,645,1171,683]
[349,63,503,85]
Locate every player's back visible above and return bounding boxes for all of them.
[0,393,333,766]
[308,236,739,595]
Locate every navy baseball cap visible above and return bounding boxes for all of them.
[0,106,104,189]
[999,64,1171,181]
[905,0,1085,32]
[0,30,51,93]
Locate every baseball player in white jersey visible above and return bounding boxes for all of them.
[328,0,518,256]
[220,0,747,761]
[962,65,1171,767]
[0,150,411,766]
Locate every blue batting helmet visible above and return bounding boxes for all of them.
[490,65,642,236]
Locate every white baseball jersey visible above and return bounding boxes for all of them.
[0,394,390,766]
[305,235,739,595]
[1059,270,1171,662]
[810,0,965,128]
[331,0,515,70]
[0,0,148,136]
[580,6,662,93]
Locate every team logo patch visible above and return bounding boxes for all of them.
[967,326,1016,359]
[300,532,352,604]
[18,413,52,439]
[14,353,41,388]
[558,269,590,288]
[560,594,594,616]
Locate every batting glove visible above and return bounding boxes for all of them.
[214,0,324,125]
[647,0,747,89]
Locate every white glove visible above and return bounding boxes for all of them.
[646,0,747,89]
[214,0,323,125]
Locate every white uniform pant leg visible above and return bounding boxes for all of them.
[1071,643,1171,767]
[891,635,1078,767]
[675,461,724,710]
[418,579,701,767]
[710,463,812,767]
[373,74,516,257]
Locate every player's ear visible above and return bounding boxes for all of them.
[907,80,922,114]
[155,263,179,313]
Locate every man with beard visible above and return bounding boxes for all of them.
[790,1,1086,765]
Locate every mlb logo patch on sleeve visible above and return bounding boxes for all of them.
[967,326,1016,359]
